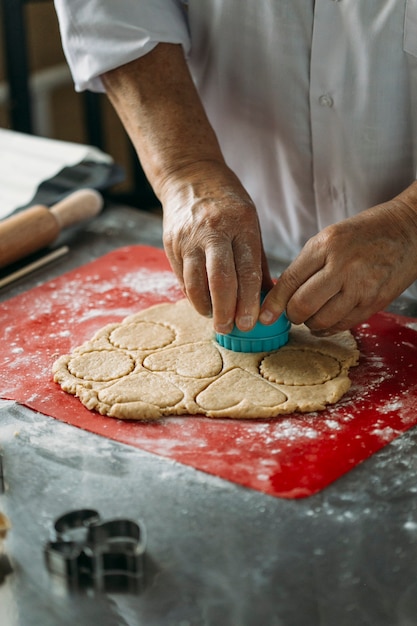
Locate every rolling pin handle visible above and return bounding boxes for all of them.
[0,188,104,269]
[50,189,104,229]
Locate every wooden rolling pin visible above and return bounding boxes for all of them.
[0,188,103,269]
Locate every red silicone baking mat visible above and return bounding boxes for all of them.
[1,245,417,499]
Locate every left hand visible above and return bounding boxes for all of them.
[259,187,417,333]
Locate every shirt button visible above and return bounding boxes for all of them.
[319,94,334,107]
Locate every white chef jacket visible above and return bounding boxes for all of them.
[54,0,417,300]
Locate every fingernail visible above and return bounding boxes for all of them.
[215,321,234,335]
[259,310,274,325]
[237,315,254,331]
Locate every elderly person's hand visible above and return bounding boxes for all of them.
[102,44,273,334]
[160,160,273,334]
[260,183,417,333]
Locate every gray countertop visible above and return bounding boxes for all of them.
[1,204,417,626]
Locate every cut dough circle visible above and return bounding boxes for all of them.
[68,350,135,382]
[53,298,359,420]
[110,321,175,350]
[260,349,340,386]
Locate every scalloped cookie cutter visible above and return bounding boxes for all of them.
[216,294,290,353]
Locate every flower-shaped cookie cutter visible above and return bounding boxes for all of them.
[44,509,146,592]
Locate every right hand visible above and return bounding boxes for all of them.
[101,45,273,327]
[160,160,273,334]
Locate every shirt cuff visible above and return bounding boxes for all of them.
[54,0,191,92]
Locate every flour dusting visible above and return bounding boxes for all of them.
[1,252,417,501]
[121,269,180,296]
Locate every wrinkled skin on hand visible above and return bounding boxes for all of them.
[260,192,417,334]
[160,160,273,335]
[101,46,273,335]
[101,46,417,335]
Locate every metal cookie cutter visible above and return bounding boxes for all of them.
[44,509,146,593]
[0,453,4,493]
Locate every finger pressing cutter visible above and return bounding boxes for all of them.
[215,296,290,353]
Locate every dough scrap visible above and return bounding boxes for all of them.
[53,298,360,420]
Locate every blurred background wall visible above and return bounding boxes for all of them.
[0,1,154,204]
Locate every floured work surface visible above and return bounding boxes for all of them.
[53,299,359,420]
[1,245,417,499]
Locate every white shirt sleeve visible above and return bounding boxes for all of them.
[54,0,190,92]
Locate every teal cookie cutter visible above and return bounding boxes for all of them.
[215,295,290,353]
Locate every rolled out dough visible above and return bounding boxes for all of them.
[53,298,360,420]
